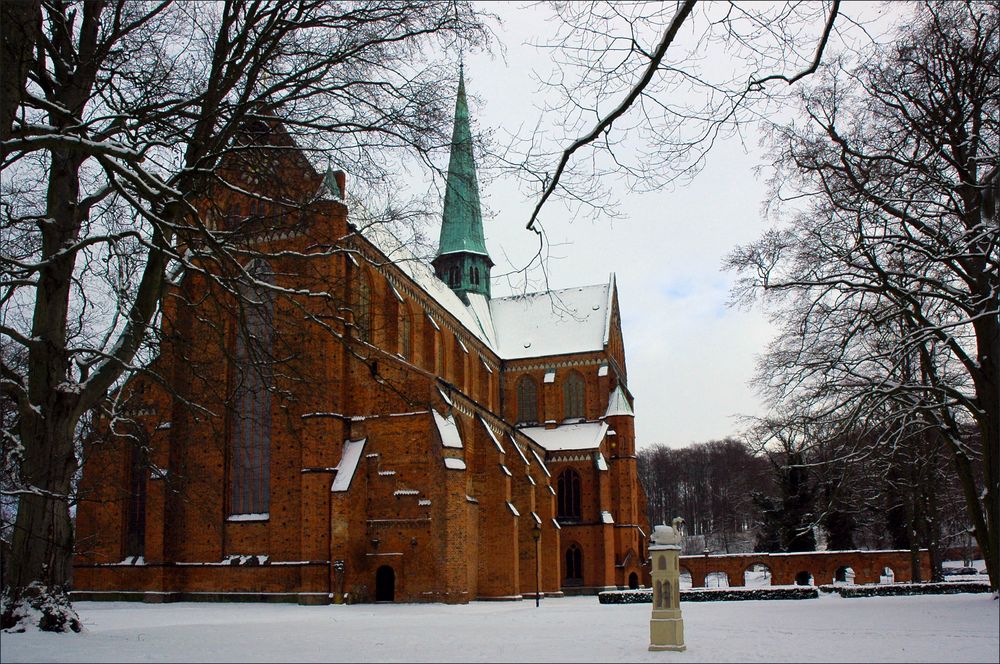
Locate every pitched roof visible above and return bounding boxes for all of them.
[362,227,615,362]
[518,421,609,452]
[488,282,612,359]
[363,225,491,346]
[604,385,634,417]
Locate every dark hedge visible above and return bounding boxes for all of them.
[598,586,818,604]
[827,582,991,598]
[598,582,991,604]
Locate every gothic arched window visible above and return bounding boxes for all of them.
[516,375,538,424]
[125,436,148,557]
[448,265,461,287]
[557,468,581,520]
[565,543,583,585]
[355,271,372,343]
[230,259,275,516]
[563,371,585,420]
[400,309,412,359]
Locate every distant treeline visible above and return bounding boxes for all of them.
[637,433,977,578]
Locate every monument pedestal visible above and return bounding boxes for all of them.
[648,518,687,652]
[649,608,686,652]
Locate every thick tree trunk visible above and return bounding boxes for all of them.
[909,489,922,583]
[925,497,943,583]
[951,440,997,591]
[2,116,89,631]
[1,416,81,632]
[0,0,40,143]
[969,306,999,591]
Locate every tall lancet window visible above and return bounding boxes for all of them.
[557,468,581,520]
[563,371,585,420]
[124,437,148,557]
[355,271,373,343]
[517,375,538,424]
[230,259,275,516]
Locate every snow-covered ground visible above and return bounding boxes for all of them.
[1,592,996,663]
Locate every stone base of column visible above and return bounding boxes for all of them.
[649,616,686,652]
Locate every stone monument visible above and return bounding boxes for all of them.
[649,517,686,652]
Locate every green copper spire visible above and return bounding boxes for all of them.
[433,65,493,300]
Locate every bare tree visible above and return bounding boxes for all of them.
[494,0,842,281]
[0,0,488,631]
[727,2,998,589]
[638,438,767,553]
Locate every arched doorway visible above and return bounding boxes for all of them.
[705,571,729,588]
[679,568,692,589]
[744,563,772,587]
[628,572,639,589]
[794,570,814,586]
[834,566,855,584]
[880,566,895,584]
[564,543,583,586]
[375,565,395,602]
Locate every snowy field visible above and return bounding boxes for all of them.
[1,592,996,663]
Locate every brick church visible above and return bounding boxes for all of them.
[73,68,651,604]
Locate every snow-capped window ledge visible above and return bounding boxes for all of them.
[227,513,270,522]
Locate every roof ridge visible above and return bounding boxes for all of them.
[491,282,609,301]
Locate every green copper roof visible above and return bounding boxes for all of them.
[436,66,490,260]
[318,163,342,200]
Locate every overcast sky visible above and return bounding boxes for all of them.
[439,1,902,451]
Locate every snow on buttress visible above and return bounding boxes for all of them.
[433,410,463,448]
[331,438,366,492]
[444,457,466,470]
[479,416,505,453]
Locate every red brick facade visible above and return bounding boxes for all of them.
[73,136,650,604]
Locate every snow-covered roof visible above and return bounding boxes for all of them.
[433,410,463,448]
[519,421,608,452]
[488,282,612,359]
[595,452,609,471]
[604,385,634,417]
[465,292,498,348]
[331,438,366,492]
[361,226,617,362]
[362,225,492,347]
